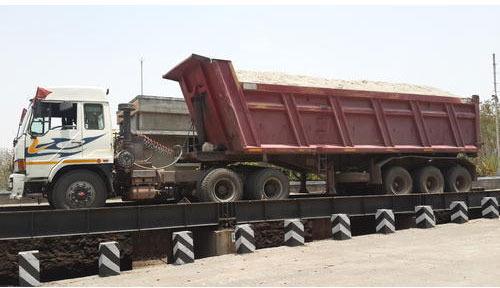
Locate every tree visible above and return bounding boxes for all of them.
[475,99,498,176]
[0,148,13,190]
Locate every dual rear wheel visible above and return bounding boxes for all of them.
[383,165,472,195]
[197,167,289,202]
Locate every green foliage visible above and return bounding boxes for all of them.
[0,148,13,190]
[285,170,324,181]
[476,99,499,176]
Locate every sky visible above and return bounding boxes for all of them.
[0,5,499,148]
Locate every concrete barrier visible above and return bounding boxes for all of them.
[98,241,120,277]
[18,250,40,287]
[331,214,352,240]
[172,231,194,264]
[450,201,468,224]
[415,205,435,228]
[284,219,305,246]
[235,224,256,254]
[473,176,500,190]
[375,209,395,234]
[481,197,499,219]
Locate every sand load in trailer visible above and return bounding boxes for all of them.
[163,54,480,155]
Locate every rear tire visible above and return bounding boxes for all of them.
[445,165,472,192]
[383,166,412,195]
[198,168,243,202]
[245,168,290,200]
[413,166,444,193]
[51,169,107,209]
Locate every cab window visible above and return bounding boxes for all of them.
[30,102,77,136]
[84,104,104,130]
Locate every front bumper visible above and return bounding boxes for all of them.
[8,173,25,199]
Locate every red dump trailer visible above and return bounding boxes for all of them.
[158,54,480,201]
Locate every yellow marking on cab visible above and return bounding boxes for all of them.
[26,159,106,165]
[27,137,50,154]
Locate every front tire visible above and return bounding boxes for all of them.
[51,170,107,209]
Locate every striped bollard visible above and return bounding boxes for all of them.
[481,197,499,219]
[99,241,120,277]
[235,224,256,254]
[18,250,40,287]
[415,205,436,228]
[375,209,395,234]
[172,231,194,264]
[450,201,468,224]
[284,219,305,246]
[331,214,352,240]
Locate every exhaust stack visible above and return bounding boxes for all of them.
[118,103,134,142]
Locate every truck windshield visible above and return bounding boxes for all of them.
[29,102,77,136]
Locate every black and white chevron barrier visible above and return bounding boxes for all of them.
[450,201,468,224]
[98,241,120,277]
[284,219,305,246]
[331,214,352,240]
[172,231,194,264]
[375,209,395,234]
[18,250,40,287]
[235,224,256,254]
[415,205,436,228]
[481,197,499,219]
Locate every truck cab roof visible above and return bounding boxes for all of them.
[35,86,109,102]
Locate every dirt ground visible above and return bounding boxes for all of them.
[50,218,500,287]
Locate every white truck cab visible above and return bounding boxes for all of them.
[9,87,114,208]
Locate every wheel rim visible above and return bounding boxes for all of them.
[425,177,438,192]
[213,178,236,201]
[455,176,466,191]
[263,177,283,198]
[392,176,407,194]
[66,181,96,208]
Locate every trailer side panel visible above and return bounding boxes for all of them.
[164,55,479,155]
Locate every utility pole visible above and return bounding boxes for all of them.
[493,53,500,175]
[140,57,144,96]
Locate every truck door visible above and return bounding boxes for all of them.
[25,101,82,178]
[81,102,112,160]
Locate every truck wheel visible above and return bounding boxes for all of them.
[51,170,107,209]
[383,166,412,195]
[245,168,290,200]
[47,191,55,208]
[445,165,472,192]
[198,168,243,202]
[413,166,444,193]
